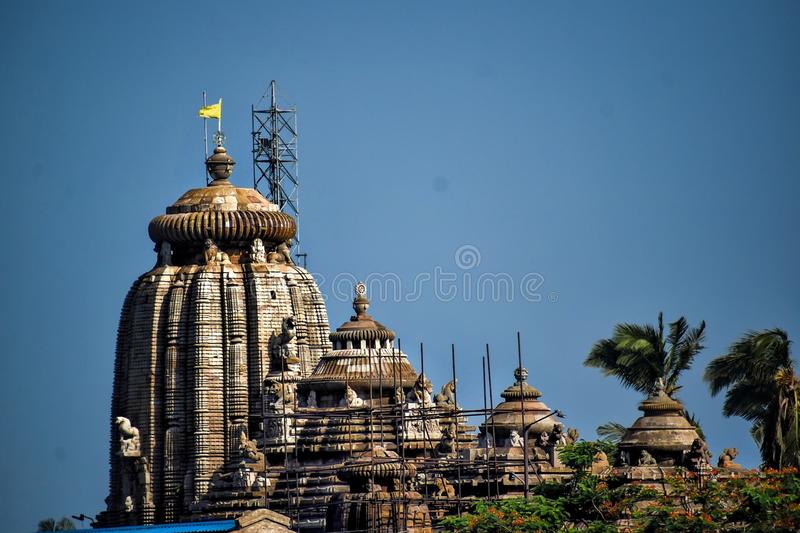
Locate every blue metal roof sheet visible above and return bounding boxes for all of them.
[62,520,237,533]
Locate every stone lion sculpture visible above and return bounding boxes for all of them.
[434,379,458,409]
[638,449,657,466]
[718,447,741,469]
[203,239,230,264]
[115,416,140,456]
[340,385,364,408]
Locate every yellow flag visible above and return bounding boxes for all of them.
[198,98,222,119]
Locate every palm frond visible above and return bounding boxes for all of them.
[683,410,705,440]
[596,421,627,444]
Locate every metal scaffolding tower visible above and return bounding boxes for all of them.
[252,81,302,255]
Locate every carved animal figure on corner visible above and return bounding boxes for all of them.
[277,241,294,265]
[406,374,433,405]
[718,447,740,468]
[686,438,712,470]
[115,416,140,456]
[203,239,229,264]
[432,476,455,499]
[340,385,365,408]
[434,379,458,408]
[550,424,568,447]
[272,317,297,363]
[566,427,580,445]
[638,449,657,466]
[437,424,458,457]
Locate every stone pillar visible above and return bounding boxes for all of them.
[163,277,185,521]
[225,272,249,457]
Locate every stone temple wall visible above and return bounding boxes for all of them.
[102,262,330,526]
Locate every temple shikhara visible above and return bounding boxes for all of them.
[92,95,740,533]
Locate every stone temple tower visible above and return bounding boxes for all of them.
[97,145,331,526]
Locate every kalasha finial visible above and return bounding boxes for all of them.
[205,145,235,182]
[514,367,528,384]
[353,282,370,318]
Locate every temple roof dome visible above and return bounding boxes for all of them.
[619,380,699,454]
[329,283,396,344]
[148,146,297,245]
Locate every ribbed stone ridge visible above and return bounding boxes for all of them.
[305,349,418,388]
[339,447,416,483]
[149,209,296,245]
[147,146,297,246]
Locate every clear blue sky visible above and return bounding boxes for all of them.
[1,1,798,530]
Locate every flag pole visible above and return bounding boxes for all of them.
[218,98,222,135]
[203,91,209,183]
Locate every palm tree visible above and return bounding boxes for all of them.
[37,517,75,531]
[596,421,627,444]
[704,328,799,468]
[584,312,706,395]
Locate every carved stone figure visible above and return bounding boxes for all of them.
[277,241,294,265]
[134,457,153,506]
[638,450,657,466]
[265,381,296,442]
[550,424,568,447]
[394,387,406,405]
[686,438,712,470]
[271,317,297,366]
[340,385,365,408]
[620,450,630,467]
[478,431,494,449]
[267,381,296,412]
[268,241,294,265]
[124,496,133,513]
[203,239,230,264]
[536,431,549,448]
[157,242,172,266]
[249,238,267,263]
[305,390,318,408]
[210,432,268,492]
[434,379,458,409]
[653,377,667,397]
[116,417,141,457]
[566,427,580,445]
[508,430,524,448]
[591,450,610,474]
[238,431,265,468]
[437,424,458,457]
[717,447,742,469]
[432,477,455,499]
[406,374,433,406]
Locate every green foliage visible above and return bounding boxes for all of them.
[558,441,617,473]
[440,441,800,532]
[37,517,75,531]
[636,468,800,532]
[585,312,706,395]
[704,328,799,468]
[440,496,568,532]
